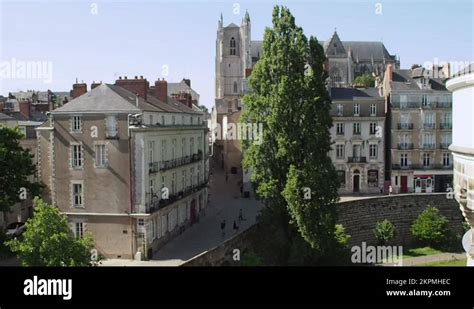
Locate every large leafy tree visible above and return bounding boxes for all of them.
[0,126,43,212]
[6,197,99,266]
[242,6,340,262]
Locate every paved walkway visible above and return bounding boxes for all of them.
[101,161,263,267]
[382,253,466,267]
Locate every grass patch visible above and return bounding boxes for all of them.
[421,258,467,267]
[241,253,265,266]
[403,247,447,259]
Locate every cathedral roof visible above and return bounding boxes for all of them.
[225,22,239,28]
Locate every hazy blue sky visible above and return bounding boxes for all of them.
[0,0,473,109]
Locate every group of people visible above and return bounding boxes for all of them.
[220,209,245,237]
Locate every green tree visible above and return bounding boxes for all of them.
[410,206,449,247]
[198,105,209,114]
[6,197,99,266]
[0,126,43,214]
[354,74,375,87]
[242,6,340,263]
[374,219,396,245]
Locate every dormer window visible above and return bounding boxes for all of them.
[230,37,236,55]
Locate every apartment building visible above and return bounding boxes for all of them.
[329,87,385,194]
[37,77,209,260]
[383,64,453,193]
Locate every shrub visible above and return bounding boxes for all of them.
[374,219,396,245]
[410,206,449,247]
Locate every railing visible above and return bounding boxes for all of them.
[440,123,452,129]
[145,182,208,214]
[397,123,414,130]
[423,123,436,130]
[392,164,453,170]
[336,131,344,136]
[392,102,421,108]
[392,101,452,109]
[397,143,414,150]
[347,156,367,163]
[148,150,204,173]
[437,102,452,108]
[440,143,451,149]
[421,143,436,150]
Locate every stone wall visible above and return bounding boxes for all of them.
[338,193,464,247]
[183,193,465,266]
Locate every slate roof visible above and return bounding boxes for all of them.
[390,69,448,92]
[0,112,14,121]
[52,83,202,115]
[331,87,383,100]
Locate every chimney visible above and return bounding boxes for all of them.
[72,81,87,98]
[183,78,191,88]
[441,63,451,79]
[19,100,30,119]
[155,79,168,103]
[172,91,193,108]
[91,81,101,89]
[386,64,393,82]
[115,76,148,100]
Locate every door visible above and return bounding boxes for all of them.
[401,176,408,193]
[353,175,360,192]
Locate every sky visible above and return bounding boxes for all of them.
[0,0,473,109]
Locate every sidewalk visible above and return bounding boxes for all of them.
[101,162,263,267]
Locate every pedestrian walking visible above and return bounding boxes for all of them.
[389,185,393,196]
[220,220,226,237]
[238,209,244,223]
[233,220,239,233]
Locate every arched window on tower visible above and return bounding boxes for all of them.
[233,81,238,93]
[230,37,236,55]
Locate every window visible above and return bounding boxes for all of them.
[400,95,408,108]
[75,222,84,239]
[190,137,194,156]
[148,141,155,164]
[191,117,194,125]
[161,115,165,125]
[72,183,83,207]
[336,144,344,159]
[423,153,431,167]
[161,140,167,162]
[400,153,408,167]
[182,115,185,125]
[182,170,186,190]
[353,123,361,135]
[190,168,194,187]
[353,104,360,116]
[172,115,176,125]
[443,153,450,166]
[198,117,201,125]
[94,144,107,167]
[422,133,434,148]
[182,138,186,157]
[370,104,376,116]
[71,144,83,168]
[228,101,233,113]
[370,123,377,135]
[149,115,153,125]
[161,175,166,191]
[233,81,238,94]
[172,173,176,195]
[422,95,430,107]
[337,171,345,187]
[369,144,378,158]
[71,116,81,132]
[336,123,344,135]
[172,139,177,161]
[368,170,378,188]
[337,104,343,116]
[105,115,118,138]
[230,37,236,55]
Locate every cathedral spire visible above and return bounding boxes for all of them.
[218,13,223,29]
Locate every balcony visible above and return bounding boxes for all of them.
[148,150,204,173]
[440,143,451,149]
[422,143,436,150]
[392,164,411,170]
[347,156,367,163]
[145,182,208,214]
[397,143,414,150]
[423,123,436,130]
[437,102,452,108]
[440,123,452,130]
[392,102,421,109]
[397,123,414,130]
[392,164,453,170]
